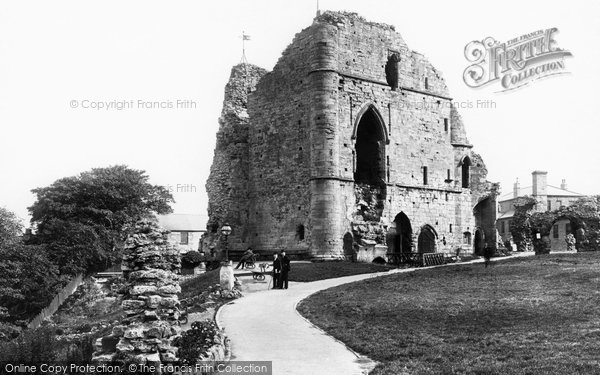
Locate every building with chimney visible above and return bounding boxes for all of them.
[497,171,585,251]
[204,11,499,261]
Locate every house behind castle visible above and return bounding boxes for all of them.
[497,171,585,251]
[158,214,206,253]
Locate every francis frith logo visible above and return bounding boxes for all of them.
[463,28,572,92]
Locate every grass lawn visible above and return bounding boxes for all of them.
[297,253,600,375]
[288,261,394,282]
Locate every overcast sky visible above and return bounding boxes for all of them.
[1,0,598,225]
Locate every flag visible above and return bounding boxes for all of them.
[243,34,251,41]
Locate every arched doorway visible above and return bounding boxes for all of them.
[343,232,355,259]
[417,225,437,253]
[474,229,485,255]
[391,212,412,254]
[354,105,387,187]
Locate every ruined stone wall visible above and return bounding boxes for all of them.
[93,219,181,365]
[206,11,496,259]
[306,12,491,256]
[205,64,267,252]
[245,25,321,254]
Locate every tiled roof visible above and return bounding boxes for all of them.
[498,210,515,219]
[158,214,207,231]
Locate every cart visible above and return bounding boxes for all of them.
[252,263,271,281]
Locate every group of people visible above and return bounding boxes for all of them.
[234,248,291,289]
[271,250,291,289]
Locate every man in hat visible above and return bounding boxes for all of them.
[279,250,291,289]
[272,252,281,289]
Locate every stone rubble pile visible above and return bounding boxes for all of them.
[93,218,181,366]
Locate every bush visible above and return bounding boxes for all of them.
[0,327,57,362]
[173,320,220,364]
[182,251,204,268]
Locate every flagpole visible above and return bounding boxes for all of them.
[240,31,249,65]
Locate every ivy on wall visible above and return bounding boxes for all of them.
[510,196,600,254]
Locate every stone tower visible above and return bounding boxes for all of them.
[205,11,498,260]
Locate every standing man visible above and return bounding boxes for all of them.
[272,252,281,289]
[483,242,494,268]
[279,250,291,289]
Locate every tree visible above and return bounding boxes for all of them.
[28,165,174,274]
[0,243,63,340]
[0,207,22,247]
[511,196,600,254]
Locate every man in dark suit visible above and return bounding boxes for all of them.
[483,242,494,268]
[279,250,291,289]
[272,253,281,289]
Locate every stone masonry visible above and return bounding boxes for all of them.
[204,64,267,252]
[205,11,499,260]
[93,218,181,365]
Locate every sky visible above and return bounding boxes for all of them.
[0,0,598,226]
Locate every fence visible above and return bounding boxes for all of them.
[422,253,445,267]
[27,273,84,329]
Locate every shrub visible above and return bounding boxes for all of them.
[173,320,220,364]
[0,327,57,362]
[182,251,204,269]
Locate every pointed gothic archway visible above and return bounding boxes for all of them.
[353,104,388,187]
[417,225,437,253]
[390,212,413,255]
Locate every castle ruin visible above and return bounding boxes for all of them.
[205,11,499,261]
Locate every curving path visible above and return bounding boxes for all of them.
[216,268,408,375]
[216,254,533,375]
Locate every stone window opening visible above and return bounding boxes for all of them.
[180,231,189,245]
[461,156,472,188]
[422,166,428,185]
[296,224,305,241]
[354,107,387,187]
[463,231,472,245]
[444,118,449,132]
[385,53,400,90]
[424,77,429,90]
[449,224,453,233]
[553,224,559,238]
